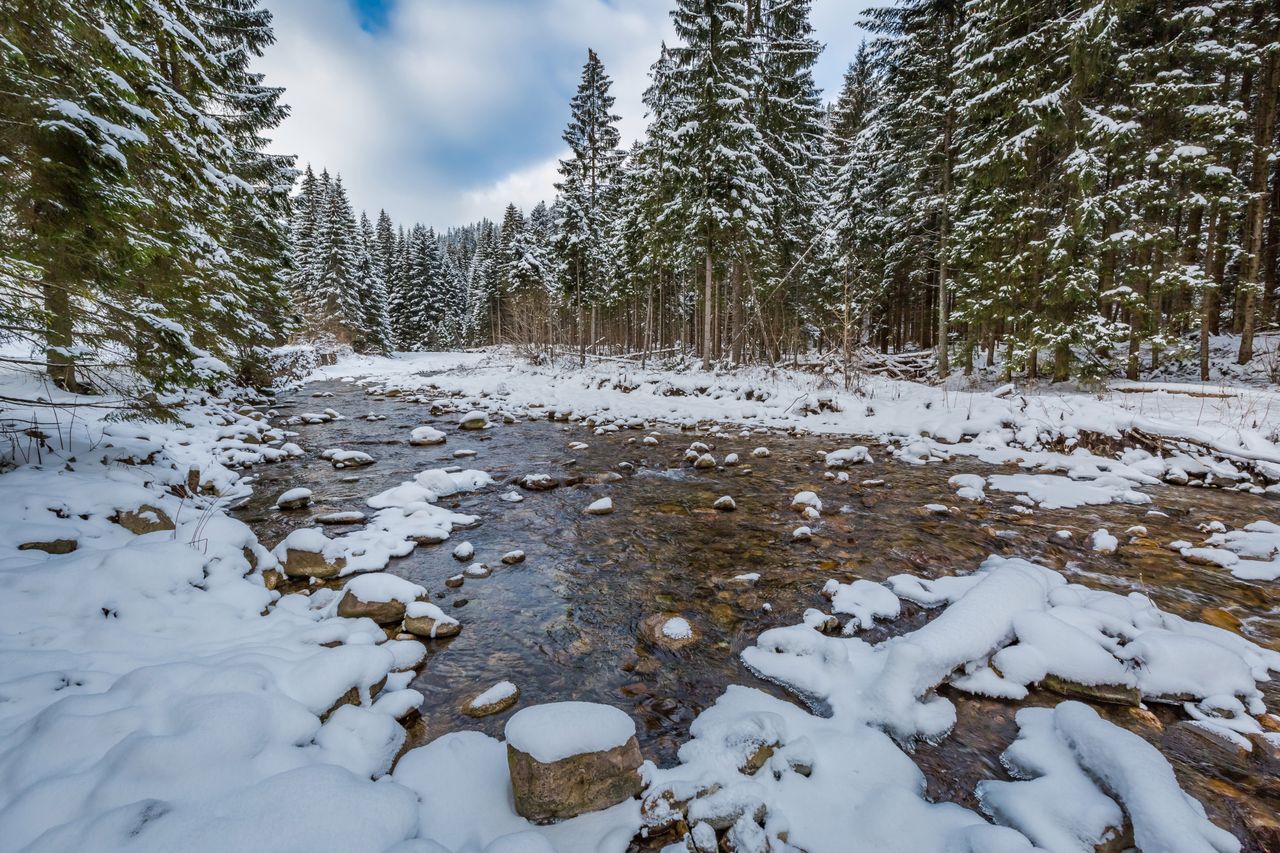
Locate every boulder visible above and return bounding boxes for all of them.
[506,702,644,823]
[584,497,614,515]
[693,453,717,469]
[502,550,526,565]
[113,504,175,535]
[336,590,407,624]
[460,411,489,430]
[713,496,736,512]
[463,680,520,717]
[519,474,559,491]
[402,601,461,639]
[276,488,312,510]
[18,538,78,555]
[280,548,346,580]
[410,426,447,446]
[1040,675,1141,707]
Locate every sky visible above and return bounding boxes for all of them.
[256,0,872,229]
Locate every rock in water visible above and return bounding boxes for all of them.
[409,425,447,446]
[275,487,312,510]
[713,495,736,511]
[464,681,520,717]
[505,702,644,822]
[460,411,489,430]
[402,601,461,639]
[693,453,717,469]
[501,549,526,565]
[584,497,613,515]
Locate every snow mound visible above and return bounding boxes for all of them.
[505,702,636,763]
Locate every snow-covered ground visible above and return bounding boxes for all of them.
[0,350,1275,852]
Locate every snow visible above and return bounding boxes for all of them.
[3,347,1273,853]
[0,383,432,850]
[276,487,312,507]
[504,702,636,763]
[343,573,427,604]
[1090,529,1118,554]
[823,578,901,631]
[585,497,613,514]
[661,616,694,640]
[824,445,873,467]
[410,426,447,445]
[392,731,640,852]
[469,681,518,710]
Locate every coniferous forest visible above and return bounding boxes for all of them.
[5,0,1280,397]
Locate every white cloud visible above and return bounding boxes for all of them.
[456,155,562,224]
[257,0,869,228]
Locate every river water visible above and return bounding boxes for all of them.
[236,377,1280,850]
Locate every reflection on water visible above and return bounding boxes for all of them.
[238,379,1280,851]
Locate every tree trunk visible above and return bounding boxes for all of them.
[1239,47,1280,364]
[702,246,714,370]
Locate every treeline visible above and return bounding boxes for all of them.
[0,0,293,401]
[312,0,1279,381]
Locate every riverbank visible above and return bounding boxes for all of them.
[0,351,1277,851]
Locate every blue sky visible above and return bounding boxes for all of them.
[258,0,871,227]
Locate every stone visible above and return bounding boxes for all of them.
[409,426,447,446]
[336,590,407,625]
[402,601,461,639]
[18,538,77,555]
[460,411,489,430]
[693,453,717,469]
[445,574,465,588]
[584,497,614,515]
[452,541,475,561]
[463,681,520,717]
[275,488,312,510]
[501,550,526,565]
[1040,675,1141,707]
[751,447,770,458]
[642,613,699,650]
[464,562,491,578]
[280,548,346,580]
[519,473,559,491]
[506,704,644,823]
[113,504,175,535]
[713,496,736,511]
[315,511,365,525]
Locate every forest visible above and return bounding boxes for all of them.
[4,0,1280,403]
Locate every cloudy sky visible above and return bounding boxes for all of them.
[256,0,871,228]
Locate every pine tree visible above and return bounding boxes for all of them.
[668,0,773,367]
[556,49,623,361]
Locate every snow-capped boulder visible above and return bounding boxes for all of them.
[693,453,717,469]
[402,601,461,639]
[112,503,175,535]
[505,702,644,822]
[409,426,447,446]
[584,497,613,515]
[501,549,526,565]
[276,487,313,510]
[459,411,489,430]
[336,573,428,625]
[463,681,520,718]
[713,496,737,512]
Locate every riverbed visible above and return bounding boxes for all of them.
[237,377,1280,850]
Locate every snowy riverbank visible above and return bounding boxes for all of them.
[0,351,1276,852]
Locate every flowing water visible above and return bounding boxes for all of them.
[237,378,1280,850]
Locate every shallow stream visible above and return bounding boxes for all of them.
[237,377,1280,850]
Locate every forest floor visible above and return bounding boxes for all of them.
[0,348,1277,852]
